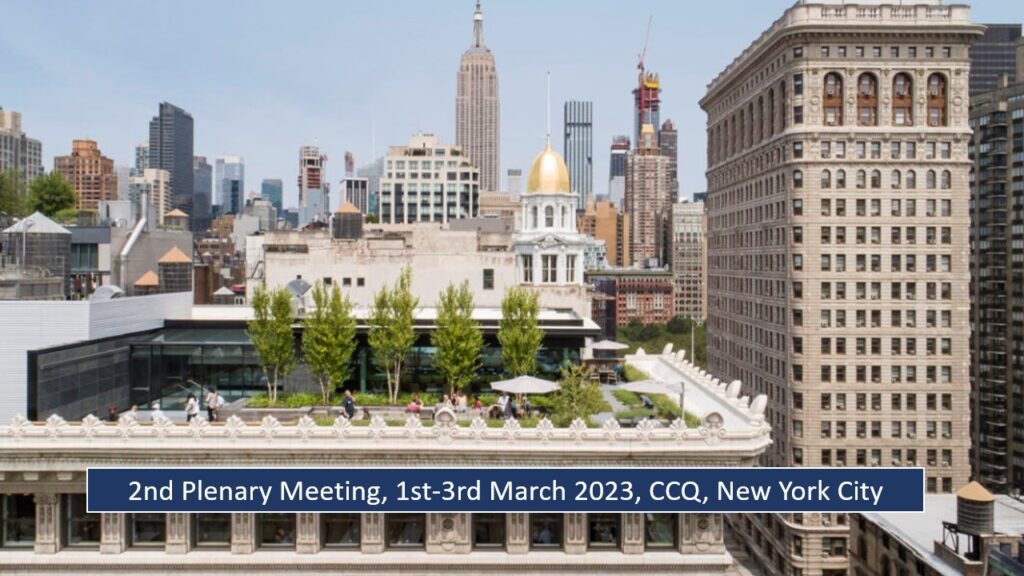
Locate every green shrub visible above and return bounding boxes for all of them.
[612,390,640,405]
[247,394,271,408]
[246,392,321,408]
[622,365,649,382]
[281,392,320,408]
[614,407,657,420]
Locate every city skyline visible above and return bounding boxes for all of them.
[4,0,1015,213]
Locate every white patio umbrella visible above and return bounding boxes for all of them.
[591,339,629,351]
[490,375,560,395]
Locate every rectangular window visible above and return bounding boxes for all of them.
[530,513,563,549]
[322,514,360,548]
[645,514,676,548]
[542,255,557,283]
[588,513,621,549]
[386,514,425,549]
[522,255,533,283]
[260,513,296,548]
[130,513,166,547]
[1,494,34,547]
[794,106,804,124]
[193,513,231,548]
[794,74,804,95]
[61,494,100,547]
[474,513,506,549]
[483,268,494,290]
[566,255,577,284]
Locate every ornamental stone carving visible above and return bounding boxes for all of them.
[680,513,725,554]
[427,513,470,554]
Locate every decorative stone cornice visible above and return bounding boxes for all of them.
[0,410,770,460]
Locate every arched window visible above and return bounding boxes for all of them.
[892,73,913,126]
[927,74,947,127]
[793,170,803,189]
[891,170,902,189]
[857,73,878,126]
[821,170,832,189]
[871,170,881,189]
[856,170,867,189]
[544,206,554,227]
[927,170,937,189]
[530,206,538,229]
[836,170,847,189]
[941,170,951,190]
[906,170,917,189]
[823,73,844,126]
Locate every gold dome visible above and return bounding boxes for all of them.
[527,141,571,194]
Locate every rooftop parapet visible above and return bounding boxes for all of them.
[0,406,771,465]
[625,344,770,434]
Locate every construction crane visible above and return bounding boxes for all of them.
[635,16,656,140]
[637,15,653,75]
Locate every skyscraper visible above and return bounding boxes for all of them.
[624,124,671,266]
[456,1,499,192]
[215,156,245,215]
[701,3,980,574]
[53,140,117,212]
[659,119,678,202]
[0,107,43,189]
[261,179,283,212]
[148,102,194,229]
[563,100,593,211]
[670,200,704,321]
[192,156,212,232]
[298,146,328,226]
[608,135,629,210]
[969,49,1024,491]
[969,24,1021,95]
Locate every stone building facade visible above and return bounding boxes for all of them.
[672,200,706,321]
[53,140,118,212]
[699,2,981,575]
[0,348,771,574]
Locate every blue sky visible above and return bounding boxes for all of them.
[1,1,1020,210]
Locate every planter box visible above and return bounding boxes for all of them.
[237,406,313,423]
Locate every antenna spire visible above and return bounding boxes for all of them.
[546,71,551,145]
[473,1,484,48]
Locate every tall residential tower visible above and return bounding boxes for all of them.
[148,102,194,229]
[456,1,499,192]
[563,100,593,210]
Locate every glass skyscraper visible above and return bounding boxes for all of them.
[563,100,593,210]
[969,24,1021,95]
[148,102,194,229]
[261,179,283,212]
[215,156,245,215]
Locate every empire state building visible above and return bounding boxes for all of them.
[456,1,500,193]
